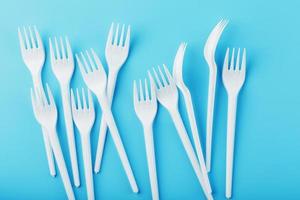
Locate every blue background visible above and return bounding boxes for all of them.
[0,0,299,199]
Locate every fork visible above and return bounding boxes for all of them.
[18,26,55,177]
[49,37,80,187]
[94,23,131,173]
[30,85,75,200]
[76,49,138,193]
[204,19,229,172]
[173,42,212,193]
[71,88,95,200]
[222,48,246,199]
[133,74,159,200]
[151,65,213,200]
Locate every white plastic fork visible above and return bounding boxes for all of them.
[76,49,138,193]
[49,37,80,187]
[95,23,131,173]
[204,19,229,172]
[151,65,213,200]
[71,88,95,200]
[133,74,159,200]
[173,42,212,193]
[222,48,246,199]
[18,26,55,177]
[31,85,75,200]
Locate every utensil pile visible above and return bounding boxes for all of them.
[18,19,247,200]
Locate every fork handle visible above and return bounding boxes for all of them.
[226,94,238,199]
[94,71,118,173]
[181,88,212,193]
[143,124,159,200]
[41,127,56,177]
[61,85,80,187]
[48,127,75,200]
[32,75,56,177]
[81,133,95,200]
[206,70,217,172]
[169,108,213,200]
[98,96,139,193]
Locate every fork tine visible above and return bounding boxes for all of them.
[49,38,56,63]
[46,84,55,107]
[82,88,87,110]
[216,19,228,37]
[124,25,131,48]
[152,68,163,89]
[207,19,228,51]
[18,27,26,54]
[215,19,228,44]
[65,37,73,61]
[106,23,114,47]
[139,79,144,101]
[212,19,224,35]
[91,49,105,75]
[113,24,120,45]
[148,71,156,101]
[144,78,149,101]
[158,65,168,86]
[81,52,92,73]
[230,48,235,70]
[60,37,66,59]
[118,24,125,47]
[28,26,36,49]
[76,88,82,110]
[23,27,30,49]
[235,48,241,70]
[206,19,223,44]
[86,50,97,71]
[71,89,77,111]
[162,64,174,85]
[34,26,43,49]
[54,37,61,60]
[133,80,138,104]
[76,54,88,75]
[223,48,230,71]
[87,90,94,111]
[241,48,246,72]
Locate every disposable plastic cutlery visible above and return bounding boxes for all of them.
[49,37,80,187]
[133,74,159,200]
[222,48,246,199]
[76,49,138,193]
[173,42,212,193]
[71,89,95,200]
[95,23,131,173]
[151,65,213,200]
[18,26,55,177]
[31,85,75,200]
[204,19,229,172]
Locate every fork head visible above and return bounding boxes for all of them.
[204,19,229,68]
[31,84,57,128]
[172,42,187,90]
[49,37,74,85]
[76,49,107,98]
[18,26,45,75]
[222,48,246,95]
[105,23,131,71]
[133,73,157,126]
[71,88,95,134]
[151,64,178,110]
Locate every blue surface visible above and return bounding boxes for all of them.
[0,0,299,199]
